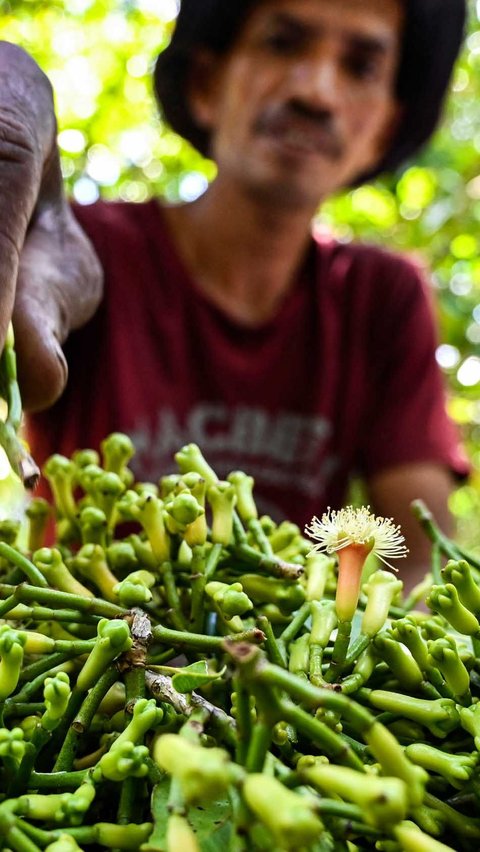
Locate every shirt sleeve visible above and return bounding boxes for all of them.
[358,254,469,480]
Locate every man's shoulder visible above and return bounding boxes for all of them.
[312,229,421,276]
[311,230,427,301]
[70,198,162,241]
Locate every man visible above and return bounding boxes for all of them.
[0,0,468,583]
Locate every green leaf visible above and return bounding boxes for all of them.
[172,660,226,693]
[189,799,232,851]
[141,778,169,851]
[142,779,232,851]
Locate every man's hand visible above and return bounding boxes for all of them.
[0,42,103,412]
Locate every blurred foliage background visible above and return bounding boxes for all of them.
[1,0,480,545]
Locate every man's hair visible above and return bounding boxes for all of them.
[154,0,467,182]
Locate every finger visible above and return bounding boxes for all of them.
[12,200,103,412]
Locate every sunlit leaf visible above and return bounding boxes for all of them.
[397,167,437,209]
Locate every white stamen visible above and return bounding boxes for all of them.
[304,505,408,569]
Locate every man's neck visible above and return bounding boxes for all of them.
[162,179,318,326]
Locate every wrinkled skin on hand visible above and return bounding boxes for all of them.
[0,42,103,412]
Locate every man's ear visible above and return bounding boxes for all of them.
[187,49,224,131]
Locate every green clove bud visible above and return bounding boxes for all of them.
[118,492,170,563]
[33,547,93,598]
[239,574,305,613]
[288,632,310,677]
[227,471,258,522]
[372,633,423,691]
[25,497,51,552]
[164,491,204,534]
[394,819,463,851]
[70,543,119,601]
[175,444,218,486]
[243,773,323,847]
[101,432,135,479]
[42,454,77,521]
[106,540,138,573]
[113,569,156,607]
[426,584,480,635]
[361,570,403,636]
[405,742,478,789]
[0,624,25,700]
[205,580,253,619]
[364,721,427,807]
[95,741,149,782]
[90,471,125,528]
[459,703,480,751]
[76,618,132,692]
[390,619,429,672]
[300,763,407,830]
[44,835,83,852]
[305,553,335,601]
[42,671,71,732]
[427,637,471,701]
[310,600,337,647]
[78,505,108,548]
[207,481,237,545]
[0,726,25,763]
[113,698,164,749]
[366,691,460,738]
[153,734,235,805]
[441,559,480,615]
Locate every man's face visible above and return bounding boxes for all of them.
[190,0,403,209]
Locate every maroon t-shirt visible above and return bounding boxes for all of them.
[27,199,467,526]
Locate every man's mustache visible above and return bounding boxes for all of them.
[254,100,343,159]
